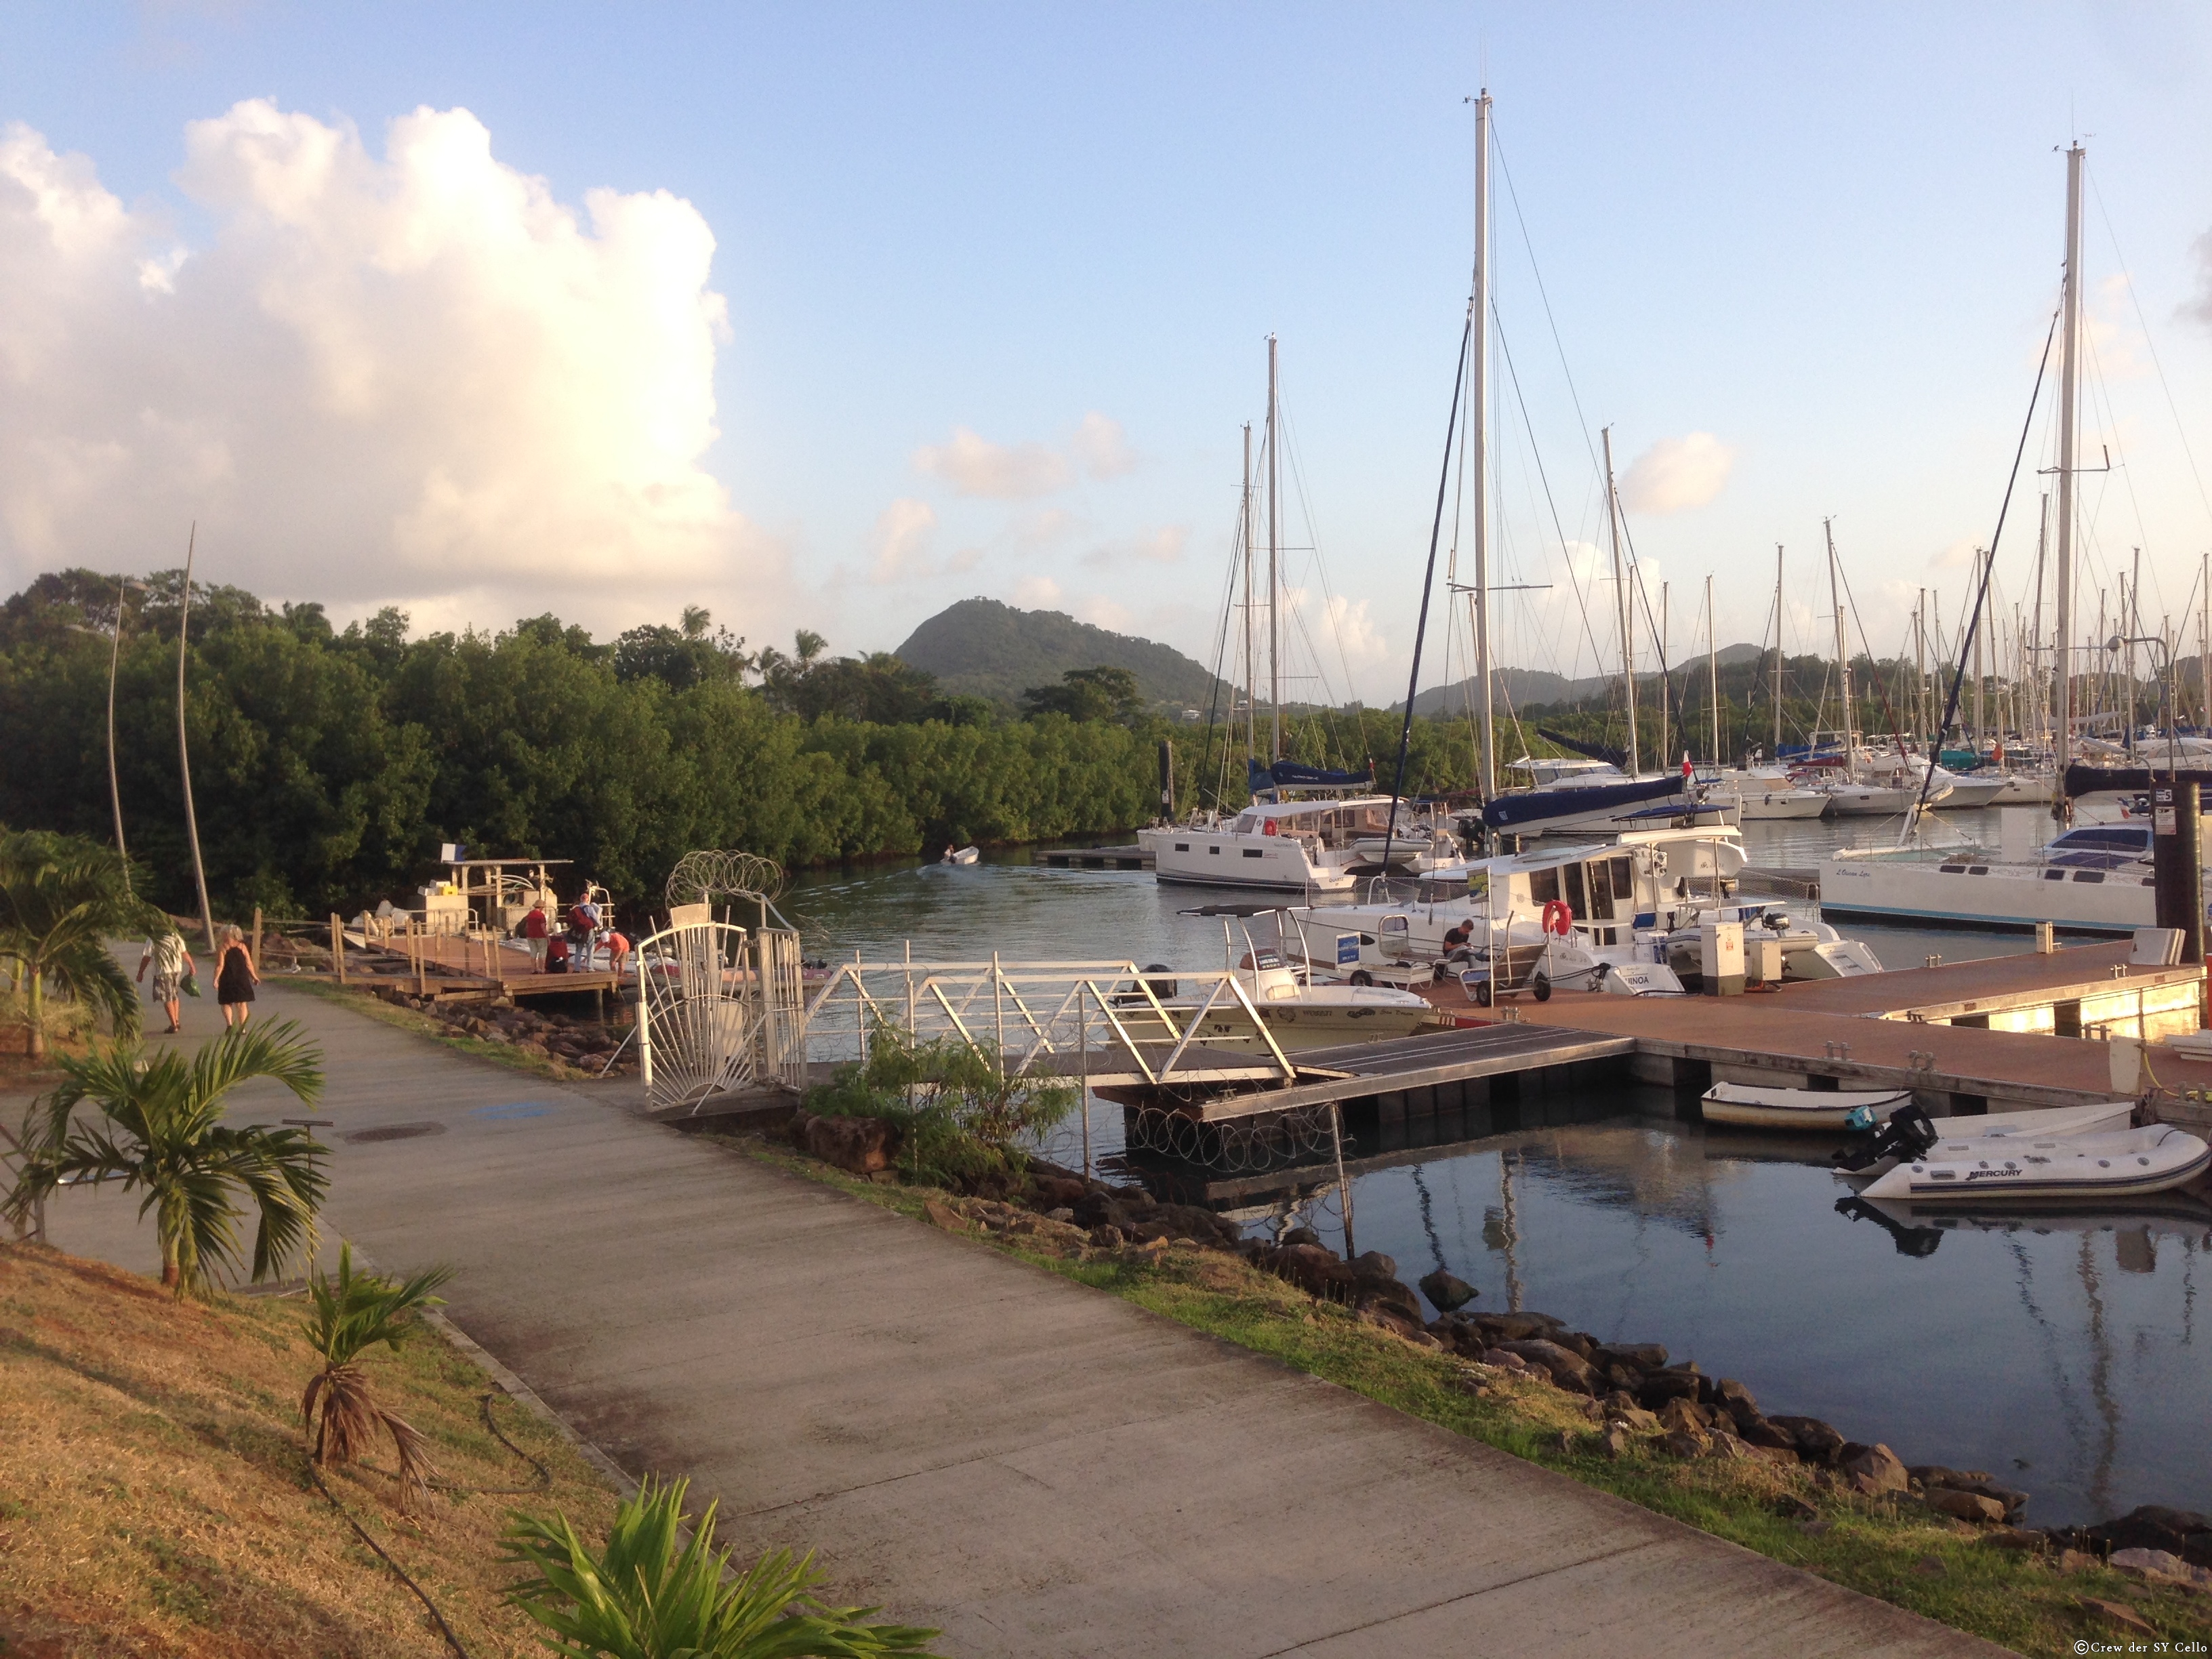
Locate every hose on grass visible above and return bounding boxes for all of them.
[306,1458,472,1659]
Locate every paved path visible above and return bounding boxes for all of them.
[45,980,2009,1658]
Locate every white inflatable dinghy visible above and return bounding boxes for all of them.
[1860,1124,2212,1202]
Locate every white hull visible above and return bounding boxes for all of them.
[1819,851,2158,933]
[1822,781,1953,815]
[1862,1124,2212,1202]
[1985,773,2055,804]
[1702,1082,1911,1130]
[1732,788,1831,820]
[1931,778,2009,809]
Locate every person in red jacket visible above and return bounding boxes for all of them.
[521,899,550,968]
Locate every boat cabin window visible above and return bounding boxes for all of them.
[1420,876,1471,903]
[1563,861,1588,920]
[1528,866,1561,906]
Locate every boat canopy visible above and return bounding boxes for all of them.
[1250,757,1375,792]
[1481,772,1685,830]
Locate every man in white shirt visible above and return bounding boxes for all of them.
[136,929,195,1035]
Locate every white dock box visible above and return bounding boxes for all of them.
[1700,919,1745,996]
[1745,933,1782,985]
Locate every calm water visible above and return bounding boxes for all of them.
[784,808,2209,1525]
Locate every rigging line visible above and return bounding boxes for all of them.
[1275,401,1364,754]
[1385,298,1477,854]
[1910,302,2061,826]
[1195,480,1249,808]
[1490,123,1603,479]
[2088,165,2212,533]
[2076,289,2166,618]
[1493,306,1610,688]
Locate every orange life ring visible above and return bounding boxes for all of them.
[1263,818,1279,836]
[1541,899,1574,937]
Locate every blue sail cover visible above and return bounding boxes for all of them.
[1481,773,1688,830]
[1248,757,1375,792]
[1534,729,1630,769]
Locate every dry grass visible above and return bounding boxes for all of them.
[0,1242,618,1658]
[729,1132,2212,1659]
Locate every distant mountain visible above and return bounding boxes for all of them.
[1405,644,1767,716]
[895,598,1230,710]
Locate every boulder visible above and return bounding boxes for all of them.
[1280,1225,1323,1248]
[806,1113,901,1174]
[1738,1416,1799,1454]
[1418,1269,1479,1312]
[1637,1368,1704,1409]
[1712,1378,1759,1428]
[1479,1311,1566,1343]
[923,1200,968,1232]
[1348,1250,1399,1280]
[1606,1403,1660,1434]
[1658,1428,1709,1459]
[1354,1277,1427,1327]
[1479,1347,1534,1375]
[1841,1442,1909,1497]
[1545,1330,1596,1361]
[2111,1547,2212,1593]
[1494,1338,1600,1396]
[1657,1397,1710,1435]
[1980,1528,2047,1553]
[1597,1424,1633,1458]
[1768,1415,1847,1467]
[1088,1224,1125,1248]
[1592,1341,1668,1372]
[1029,1174,1088,1210]
[2075,1598,2157,1638]
[1925,1489,2007,1525]
[1706,1432,1750,1460]
[1270,1243,1357,1301]
[2085,1505,2212,1569]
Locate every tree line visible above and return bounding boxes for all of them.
[0,571,1192,922]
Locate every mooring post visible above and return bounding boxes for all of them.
[637,983,653,1094]
[330,913,345,985]
[1331,1102,1355,1258]
[251,906,263,969]
[2154,781,2205,1023]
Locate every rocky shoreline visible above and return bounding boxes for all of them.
[783,1107,2212,1597]
[356,983,640,1076]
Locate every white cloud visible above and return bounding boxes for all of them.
[1618,432,1734,515]
[0,104,780,620]
[1082,524,1185,568]
[1012,574,1063,609]
[1071,411,1135,478]
[1076,596,1132,630]
[1014,508,1075,548]
[947,546,982,573]
[912,426,1072,499]
[868,497,936,584]
[1929,536,1979,570]
[1322,593,1388,663]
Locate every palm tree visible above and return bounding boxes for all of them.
[503,1475,942,1659]
[300,1242,454,1508]
[0,827,157,1059]
[4,1020,327,1295]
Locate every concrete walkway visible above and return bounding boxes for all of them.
[44,980,2009,1658]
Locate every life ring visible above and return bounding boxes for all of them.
[1540,900,1574,937]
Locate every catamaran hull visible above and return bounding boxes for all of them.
[1818,855,2159,933]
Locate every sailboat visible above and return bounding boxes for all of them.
[1434,94,1729,844]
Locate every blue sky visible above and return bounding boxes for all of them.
[3,2,2209,703]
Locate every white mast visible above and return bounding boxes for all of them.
[1706,573,1721,767]
[1604,426,1638,773]
[2054,139,2084,809]
[1267,334,1282,761]
[1972,548,1986,760]
[2200,549,2209,735]
[1659,581,1671,769]
[1472,89,1496,799]
[1240,422,1256,758]
[2031,493,2049,751]
[1826,517,1853,781]
[1771,546,1783,759]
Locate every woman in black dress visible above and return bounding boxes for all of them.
[215,924,260,1029]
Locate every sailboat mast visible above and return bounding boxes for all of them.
[2031,493,2049,752]
[1267,334,1282,762]
[1826,517,1853,781]
[1472,89,1496,800]
[1603,426,1638,773]
[2053,140,2084,806]
[1706,573,1720,767]
[2200,550,2209,733]
[1659,581,1671,770]
[1241,422,1256,760]
[1771,546,1783,759]
[1972,548,1986,760]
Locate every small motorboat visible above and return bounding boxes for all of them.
[1701,1081,1914,1130]
[1860,1123,2212,1202]
[942,845,980,865]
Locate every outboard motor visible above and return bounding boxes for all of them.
[1832,1102,1939,1172]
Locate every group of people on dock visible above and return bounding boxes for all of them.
[519,890,631,979]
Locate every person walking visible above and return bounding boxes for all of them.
[521,899,550,968]
[213,924,259,1028]
[136,927,195,1035]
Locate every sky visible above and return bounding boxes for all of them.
[3,2,2211,705]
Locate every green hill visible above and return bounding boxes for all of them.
[895,598,1229,710]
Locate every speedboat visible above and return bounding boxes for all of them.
[1860,1123,2212,1202]
[942,845,980,865]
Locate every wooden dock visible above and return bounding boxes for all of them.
[1032,844,1153,870]
[339,924,617,1001]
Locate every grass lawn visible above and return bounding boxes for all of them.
[0,1242,617,1658]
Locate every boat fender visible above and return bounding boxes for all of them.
[1540,900,1574,937]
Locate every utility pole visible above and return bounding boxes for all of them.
[1706,573,1721,767]
[1471,89,1496,800]
[1771,546,1783,761]
[106,572,131,890]
[176,526,216,948]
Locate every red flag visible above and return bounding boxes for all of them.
[1681,752,1693,780]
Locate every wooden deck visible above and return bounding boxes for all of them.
[342,927,618,999]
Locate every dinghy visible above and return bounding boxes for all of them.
[942,845,980,865]
[1701,1082,1913,1130]
[1860,1124,2212,1202]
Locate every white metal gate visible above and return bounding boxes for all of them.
[635,910,808,1111]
